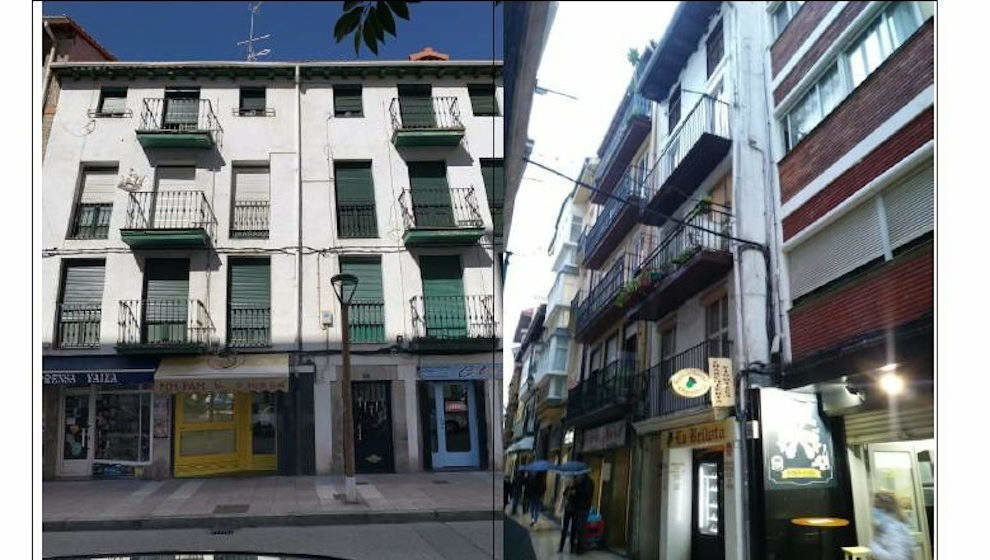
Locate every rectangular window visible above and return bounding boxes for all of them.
[335,161,378,238]
[238,87,269,116]
[334,85,363,117]
[94,391,152,463]
[706,20,724,77]
[668,85,681,134]
[468,84,499,116]
[228,258,271,347]
[231,165,270,238]
[772,1,805,39]
[96,87,128,116]
[339,256,385,343]
[705,296,730,357]
[659,326,676,374]
[71,167,117,239]
[480,159,504,237]
[58,260,105,349]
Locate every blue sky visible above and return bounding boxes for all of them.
[42,1,502,62]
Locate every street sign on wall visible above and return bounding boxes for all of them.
[709,357,735,408]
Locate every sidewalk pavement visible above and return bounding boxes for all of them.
[504,508,626,560]
[44,471,502,532]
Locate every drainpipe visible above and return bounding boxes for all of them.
[295,65,303,351]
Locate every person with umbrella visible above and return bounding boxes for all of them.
[556,462,593,554]
[525,467,547,526]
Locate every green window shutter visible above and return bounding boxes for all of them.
[340,257,384,343]
[240,88,266,112]
[408,161,453,228]
[335,161,378,238]
[143,258,190,343]
[469,84,498,116]
[59,260,105,347]
[228,258,271,347]
[334,85,363,117]
[398,84,435,128]
[480,159,504,236]
[419,255,466,338]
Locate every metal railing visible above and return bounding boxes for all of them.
[638,340,732,419]
[581,172,646,259]
[389,96,464,132]
[123,190,218,239]
[138,97,222,141]
[642,95,730,202]
[399,186,484,230]
[117,299,215,349]
[595,91,652,183]
[228,306,270,348]
[566,355,638,419]
[409,294,497,340]
[337,203,378,238]
[636,204,732,277]
[573,252,638,335]
[349,300,385,343]
[231,200,270,238]
[57,303,102,349]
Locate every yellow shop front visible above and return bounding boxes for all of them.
[155,355,289,478]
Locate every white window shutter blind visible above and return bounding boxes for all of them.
[882,160,934,251]
[80,168,118,204]
[788,197,885,299]
[234,167,271,202]
[101,95,127,114]
[156,167,197,191]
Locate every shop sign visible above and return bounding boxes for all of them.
[582,420,627,453]
[417,363,499,381]
[42,371,154,386]
[761,389,836,489]
[670,368,712,398]
[709,357,735,408]
[662,419,732,449]
[154,377,288,394]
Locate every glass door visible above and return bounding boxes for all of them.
[174,392,239,477]
[60,390,94,476]
[867,442,933,560]
[431,382,480,469]
[691,449,725,560]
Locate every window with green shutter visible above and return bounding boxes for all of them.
[398,84,435,128]
[340,257,385,343]
[335,161,378,238]
[238,87,269,116]
[58,260,105,348]
[468,84,499,116]
[419,255,466,339]
[228,258,271,347]
[334,85,363,117]
[408,161,453,228]
[480,159,504,237]
[143,258,190,344]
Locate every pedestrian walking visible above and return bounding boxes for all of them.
[558,476,579,553]
[511,470,525,515]
[564,472,593,554]
[526,470,546,526]
[867,491,914,560]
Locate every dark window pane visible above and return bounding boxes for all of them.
[334,85,364,117]
[468,84,498,116]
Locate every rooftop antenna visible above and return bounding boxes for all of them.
[237,2,272,61]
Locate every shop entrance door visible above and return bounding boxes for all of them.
[691,449,725,560]
[353,381,394,473]
[60,390,94,476]
[174,392,278,477]
[431,382,480,469]
[867,442,933,560]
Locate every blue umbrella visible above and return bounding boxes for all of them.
[520,460,553,472]
[551,461,590,475]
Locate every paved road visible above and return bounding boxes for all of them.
[43,521,503,560]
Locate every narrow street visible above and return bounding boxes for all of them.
[504,508,626,560]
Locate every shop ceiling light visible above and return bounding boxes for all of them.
[878,372,905,396]
[879,363,898,372]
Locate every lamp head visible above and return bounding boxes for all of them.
[330,273,359,305]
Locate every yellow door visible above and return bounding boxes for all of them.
[174,392,277,477]
[607,447,631,549]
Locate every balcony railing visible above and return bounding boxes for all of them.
[349,300,385,343]
[399,186,484,230]
[231,200,270,238]
[228,306,270,348]
[642,95,730,225]
[123,190,218,239]
[638,340,733,419]
[337,203,378,239]
[117,299,215,351]
[409,294,497,340]
[566,355,638,421]
[581,172,646,266]
[573,252,638,337]
[137,98,222,148]
[637,204,733,277]
[389,96,465,132]
[593,91,652,200]
[56,303,102,349]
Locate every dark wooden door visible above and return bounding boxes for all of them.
[352,381,394,473]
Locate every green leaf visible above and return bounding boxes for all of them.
[386,0,410,20]
[377,1,396,36]
[363,21,379,54]
[334,8,363,42]
[370,7,385,40]
[354,23,363,54]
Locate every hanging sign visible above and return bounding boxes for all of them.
[582,420,627,453]
[761,389,836,489]
[670,368,712,398]
[709,357,735,408]
[662,419,732,449]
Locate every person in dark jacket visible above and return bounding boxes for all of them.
[525,471,547,525]
[561,473,593,554]
[511,470,526,515]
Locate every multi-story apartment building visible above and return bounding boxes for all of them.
[757,2,934,559]
[505,305,545,472]
[565,2,776,557]
[41,53,504,480]
[503,307,534,454]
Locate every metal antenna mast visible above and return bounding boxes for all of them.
[237,2,272,62]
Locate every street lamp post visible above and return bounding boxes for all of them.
[331,273,359,504]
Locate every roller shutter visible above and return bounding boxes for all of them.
[481,159,504,235]
[156,166,197,191]
[334,85,363,117]
[883,160,934,251]
[228,259,271,346]
[408,161,453,228]
[79,168,118,203]
[398,84,435,128]
[335,161,377,238]
[62,261,106,305]
[143,259,190,343]
[340,257,384,343]
[233,166,270,202]
[468,84,498,116]
[420,255,466,338]
[844,401,934,445]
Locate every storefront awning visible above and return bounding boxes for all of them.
[42,355,158,387]
[505,436,534,454]
[154,354,289,393]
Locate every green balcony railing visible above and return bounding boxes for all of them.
[228,306,270,348]
[117,299,215,352]
[349,300,385,343]
[57,303,102,349]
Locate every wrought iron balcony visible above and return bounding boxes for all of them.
[591,91,652,203]
[348,300,385,344]
[136,98,222,149]
[581,172,646,269]
[399,186,485,246]
[228,306,270,348]
[117,299,216,353]
[642,95,730,227]
[231,200,270,239]
[120,190,217,248]
[56,303,102,349]
[566,355,638,426]
[573,252,638,343]
[388,96,465,147]
[638,340,732,419]
[408,294,497,352]
[631,204,733,320]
